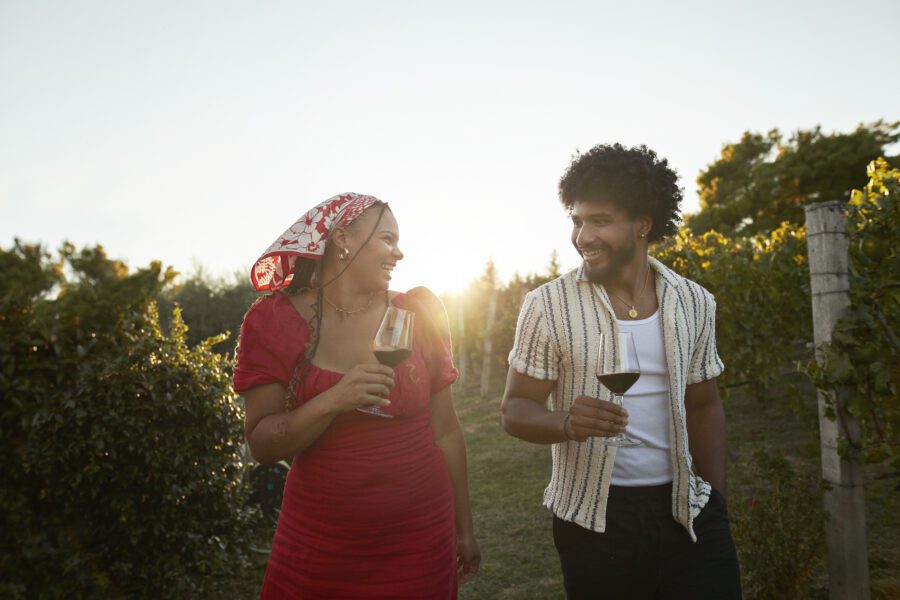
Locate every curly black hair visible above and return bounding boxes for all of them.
[558,143,683,242]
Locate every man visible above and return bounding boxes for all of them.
[502,144,741,599]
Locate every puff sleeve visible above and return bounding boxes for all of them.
[233,296,296,393]
[404,287,460,394]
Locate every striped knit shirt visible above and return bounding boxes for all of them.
[507,257,724,541]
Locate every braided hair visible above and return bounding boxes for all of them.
[279,202,390,410]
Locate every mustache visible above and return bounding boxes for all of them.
[577,243,612,253]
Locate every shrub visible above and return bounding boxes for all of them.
[157,269,259,350]
[653,222,812,399]
[0,243,256,598]
[730,451,825,599]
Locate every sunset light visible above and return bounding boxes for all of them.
[4,2,895,295]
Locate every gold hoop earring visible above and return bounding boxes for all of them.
[339,247,350,261]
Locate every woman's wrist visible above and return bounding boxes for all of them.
[305,388,343,419]
[455,510,475,537]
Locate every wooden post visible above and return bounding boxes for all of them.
[805,201,870,600]
[479,290,498,398]
[456,298,468,389]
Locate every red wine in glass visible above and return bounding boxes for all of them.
[358,307,414,418]
[595,332,643,447]
[596,371,640,395]
[373,348,412,368]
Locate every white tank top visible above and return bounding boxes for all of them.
[611,310,673,486]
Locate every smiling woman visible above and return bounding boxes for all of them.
[234,193,480,599]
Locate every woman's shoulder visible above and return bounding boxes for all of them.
[400,286,441,307]
[243,292,283,319]
[390,286,441,309]
[395,287,450,330]
[242,292,308,337]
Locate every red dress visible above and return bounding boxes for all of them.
[234,289,459,599]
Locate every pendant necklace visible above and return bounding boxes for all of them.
[608,264,651,319]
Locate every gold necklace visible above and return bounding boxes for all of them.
[607,264,651,319]
[324,292,374,318]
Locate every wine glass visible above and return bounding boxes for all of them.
[595,332,642,447]
[357,306,415,418]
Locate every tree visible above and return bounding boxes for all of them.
[0,242,256,598]
[157,269,259,350]
[688,121,899,235]
[546,249,562,279]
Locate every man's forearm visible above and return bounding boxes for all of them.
[501,396,569,444]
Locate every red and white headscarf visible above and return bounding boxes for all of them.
[251,192,382,292]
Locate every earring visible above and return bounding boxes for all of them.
[640,233,646,239]
[339,247,350,261]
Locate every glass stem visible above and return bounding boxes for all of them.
[613,393,625,438]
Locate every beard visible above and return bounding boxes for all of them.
[581,236,636,285]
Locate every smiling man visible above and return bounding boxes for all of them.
[501,144,741,599]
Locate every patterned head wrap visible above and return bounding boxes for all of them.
[251,192,382,292]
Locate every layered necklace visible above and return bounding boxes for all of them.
[607,263,652,319]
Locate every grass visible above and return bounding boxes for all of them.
[237,379,899,599]
[455,385,562,600]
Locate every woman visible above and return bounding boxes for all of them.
[234,193,480,599]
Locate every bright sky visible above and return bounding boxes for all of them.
[2,1,898,293]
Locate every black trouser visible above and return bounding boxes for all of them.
[553,483,742,600]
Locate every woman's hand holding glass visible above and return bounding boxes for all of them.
[359,306,414,417]
[326,364,394,414]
